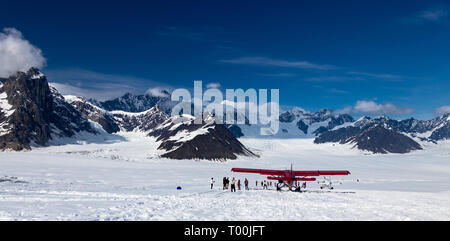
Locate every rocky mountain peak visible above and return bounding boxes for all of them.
[111,104,170,132]
[0,68,96,150]
[4,68,52,111]
[314,110,450,154]
[97,92,172,113]
[315,108,332,117]
[65,95,120,134]
[148,114,257,160]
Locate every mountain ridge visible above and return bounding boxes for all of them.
[0,69,257,160]
[314,114,450,153]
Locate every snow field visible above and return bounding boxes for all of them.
[0,133,449,220]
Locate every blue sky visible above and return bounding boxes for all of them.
[1,0,449,119]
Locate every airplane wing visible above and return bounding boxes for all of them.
[231,168,285,176]
[293,170,351,176]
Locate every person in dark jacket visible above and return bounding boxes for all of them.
[244,178,249,190]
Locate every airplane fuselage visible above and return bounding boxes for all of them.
[267,169,318,190]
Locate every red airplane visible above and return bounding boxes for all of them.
[231,164,350,191]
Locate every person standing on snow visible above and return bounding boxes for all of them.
[255,180,258,187]
[230,177,236,192]
[237,179,241,190]
[244,178,249,190]
[210,178,215,189]
[263,180,268,190]
[222,177,226,190]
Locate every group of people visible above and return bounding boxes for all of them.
[255,180,274,189]
[210,177,308,191]
[210,177,275,191]
[222,177,250,192]
[210,177,250,191]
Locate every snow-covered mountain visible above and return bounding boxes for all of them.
[111,105,169,132]
[231,107,355,138]
[429,116,450,141]
[0,68,97,150]
[148,113,257,160]
[91,94,356,139]
[346,115,450,139]
[0,68,257,160]
[314,122,423,154]
[64,95,120,134]
[314,115,450,154]
[95,92,175,113]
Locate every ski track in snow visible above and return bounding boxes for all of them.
[0,133,449,220]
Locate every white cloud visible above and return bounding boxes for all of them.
[347,71,404,81]
[206,82,221,89]
[0,28,46,78]
[420,7,448,22]
[328,88,349,94]
[333,106,353,115]
[305,75,364,82]
[221,57,336,70]
[434,105,450,115]
[353,100,414,115]
[401,5,450,25]
[258,73,296,77]
[146,87,170,97]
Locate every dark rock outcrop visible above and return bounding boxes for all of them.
[227,124,244,138]
[149,115,257,160]
[328,114,354,129]
[312,126,330,136]
[315,124,423,154]
[352,126,422,154]
[429,119,450,141]
[0,68,96,150]
[311,114,354,136]
[296,120,308,134]
[66,96,120,134]
[314,126,361,144]
[279,111,296,123]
